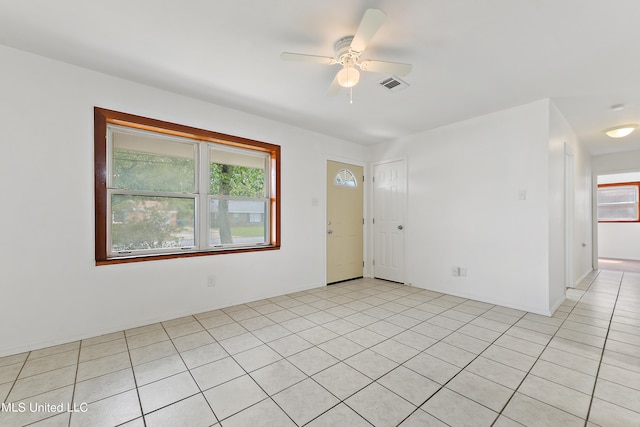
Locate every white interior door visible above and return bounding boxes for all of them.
[373,160,406,282]
[327,160,364,283]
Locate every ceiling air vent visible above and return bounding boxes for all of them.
[379,76,409,92]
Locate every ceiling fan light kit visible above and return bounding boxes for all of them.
[280,8,413,102]
[604,124,638,138]
[337,66,360,88]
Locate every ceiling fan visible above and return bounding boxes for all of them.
[280,9,412,98]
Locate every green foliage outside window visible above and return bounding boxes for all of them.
[111,148,266,250]
[111,149,195,251]
[209,163,265,197]
[112,150,194,193]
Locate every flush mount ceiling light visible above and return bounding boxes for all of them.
[604,124,638,138]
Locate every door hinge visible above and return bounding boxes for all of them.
[373,259,375,266]
[363,261,365,267]
[363,218,365,225]
[373,218,375,224]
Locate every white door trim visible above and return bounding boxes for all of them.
[564,142,575,287]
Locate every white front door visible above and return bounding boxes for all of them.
[327,161,364,283]
[373,160,406,282]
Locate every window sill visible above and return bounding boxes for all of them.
[96,245,280,266]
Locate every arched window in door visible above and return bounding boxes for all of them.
[334,168,358,188]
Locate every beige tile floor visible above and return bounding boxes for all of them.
[1,270,639,427]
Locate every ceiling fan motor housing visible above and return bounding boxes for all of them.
[334,36,358,64]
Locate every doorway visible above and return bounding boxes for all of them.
[373,160,406,283]
[326,160,364,284]
[595,171,640,269]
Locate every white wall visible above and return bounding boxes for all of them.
[371,100,554,314]
[547,103,565,309]
[598,172,640,184]
[592,151,640,173]
[0,45,368,357]
[598,223,640,260]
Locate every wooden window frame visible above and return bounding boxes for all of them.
[597,182,640,223]
[94,107,280,265]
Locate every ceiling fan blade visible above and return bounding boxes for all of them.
[359,60,412,76]
[280,52,336,65]
[327,73,341,96]
[350,9,387,53]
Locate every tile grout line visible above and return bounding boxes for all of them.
[1,351,31,427]
[123,331,147,427]
[582,271,625,427]
[1,351,30,406]
[64,341,82,427]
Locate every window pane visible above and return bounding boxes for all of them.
[111,194,195,252]
[112,129,195,193]
[334,169,358,187]
[209,199,267,245]
[598,204,638,221]
[209,147,266,197]
[597,186,637,204]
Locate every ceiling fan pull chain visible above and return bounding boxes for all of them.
[349,86,353,104]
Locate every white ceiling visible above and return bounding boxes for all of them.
[2,0,640,155]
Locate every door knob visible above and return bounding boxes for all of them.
[327,229,334,234]
[397,225,404,230]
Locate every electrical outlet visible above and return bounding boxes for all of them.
[207,275,216,287]
[452,266,460,277]
[460,268,467,277]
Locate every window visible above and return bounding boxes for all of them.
[334,168,358,188]
[95,108,280,264]
[597,182,640,222]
